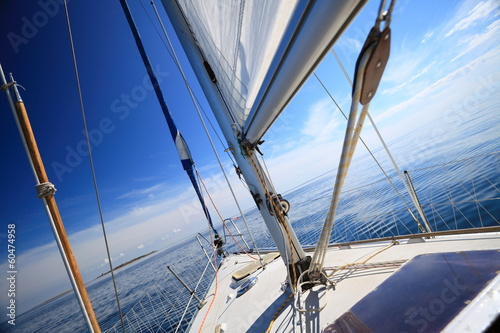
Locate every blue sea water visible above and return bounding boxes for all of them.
[1,112,499,332]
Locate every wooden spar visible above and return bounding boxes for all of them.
[0,66,101,333]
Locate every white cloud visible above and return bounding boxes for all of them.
[421,31,434,44]
[336,37,363,58]
[451,19,500,61]
[137,244,144,249]
[382,61,436,95]
[301,98,342,142]
[117,183,163,199]
[445,0,499,37]
[375,47,500,123]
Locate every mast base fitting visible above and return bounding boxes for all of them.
[288,256,313,289]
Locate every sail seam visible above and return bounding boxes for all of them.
[232,0,245,72]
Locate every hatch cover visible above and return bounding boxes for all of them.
[324,250,500,333]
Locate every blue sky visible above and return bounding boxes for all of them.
[0,0,499,315]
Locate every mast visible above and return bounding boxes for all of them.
[0,65,101,333]
[163,1,308,283]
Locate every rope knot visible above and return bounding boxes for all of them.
[36,182,57,198]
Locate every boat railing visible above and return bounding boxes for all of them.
[295,151,500,246]
[104,239,218,333]
[221,218,252,251]
[223,151,500,249]
[104,151,499,332]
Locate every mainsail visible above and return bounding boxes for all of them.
[167,0,367,144]
[163,0,368,279]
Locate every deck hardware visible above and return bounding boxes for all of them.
[404,170,433,235]
[236,277,258,297]
[222,218,251,251]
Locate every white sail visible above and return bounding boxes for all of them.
[171,0,367,143]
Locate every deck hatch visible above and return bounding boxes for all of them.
[324,250,500,333]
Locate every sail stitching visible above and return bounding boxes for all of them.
[181,0,249,125]
[232,0,245,72]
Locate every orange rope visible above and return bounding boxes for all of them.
[245,147,298,288]
[197,249,218,333]
[266,293,293,333]
[197,170,219,333]
[222,219,258,260]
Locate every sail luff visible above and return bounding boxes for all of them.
[119,0,218,234]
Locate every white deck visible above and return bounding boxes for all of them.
[189,232,500,332]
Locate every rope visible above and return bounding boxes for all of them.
[327,240,398,277]
[35,182,57,198]
[149,0,264,263]
[195,168,258,260]
[310,0,396,277]
[310,43,375,276]
[329,3,427,233]
[265,293,294,333]
[63,2,125,332]
[324,259,406,272]
[245,147,300,288]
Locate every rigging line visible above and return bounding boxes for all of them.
[310,41,376,276]
[149,0,264,262]
[195,168,258,260]
[330,46,430,232]
[141,0,237,164]
[368,112,432,232]
[62,2,125,332]
[258,152,277,193]
[331,49,353,86]
[137,0,174,58]
[314,72,421,227]
[245,146,300,288]
[196,198,220,333]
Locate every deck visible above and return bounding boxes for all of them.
[189,231,500,332]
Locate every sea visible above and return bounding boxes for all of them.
[1,108,499,332]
